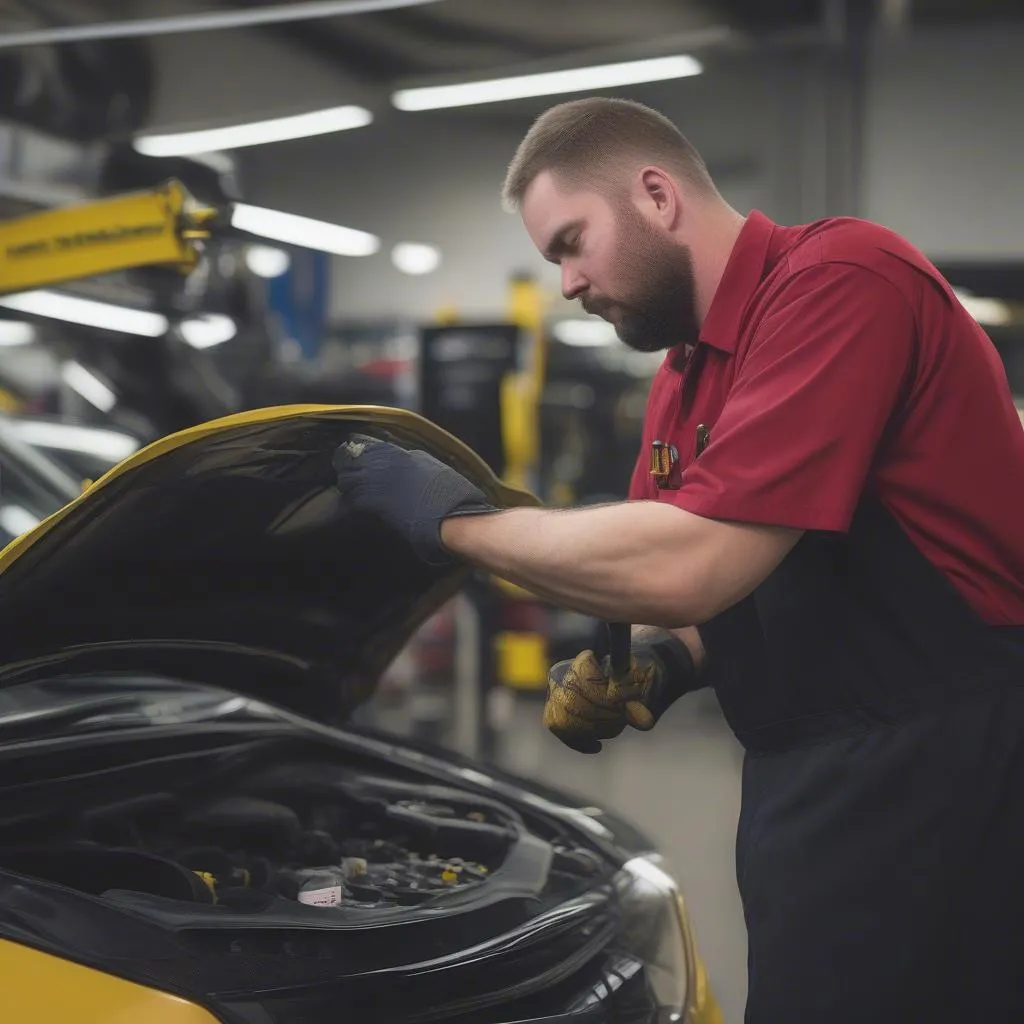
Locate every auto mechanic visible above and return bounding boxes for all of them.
[334,97,1024,1024]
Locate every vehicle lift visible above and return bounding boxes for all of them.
[0,180,220,298]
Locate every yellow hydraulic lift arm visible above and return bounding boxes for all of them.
[0,179,221,297]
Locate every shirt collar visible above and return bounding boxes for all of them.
[697,209,777,354]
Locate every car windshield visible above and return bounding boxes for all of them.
[0,674,285,741]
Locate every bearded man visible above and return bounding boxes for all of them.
[336,97,1024,1024]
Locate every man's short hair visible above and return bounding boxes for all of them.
[502,97,717,213]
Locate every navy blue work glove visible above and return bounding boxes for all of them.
[333,435,497,565]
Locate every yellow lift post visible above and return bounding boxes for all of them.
[493,272,553,692]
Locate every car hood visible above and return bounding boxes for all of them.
[0,404,538,722]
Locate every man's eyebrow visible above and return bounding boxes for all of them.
[543,220,583,260]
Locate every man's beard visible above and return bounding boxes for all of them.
[584,202,699,353]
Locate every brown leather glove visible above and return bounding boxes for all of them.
[543,628,698,754]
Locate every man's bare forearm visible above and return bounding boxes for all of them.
[442,504,706,626]
[441,502,802,628]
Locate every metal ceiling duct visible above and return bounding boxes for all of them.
[0,0,445,49]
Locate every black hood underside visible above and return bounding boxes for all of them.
[0,408,537,722]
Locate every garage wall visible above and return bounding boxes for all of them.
[169,21,1022,320]
[243,54,781,321]
[863,23,1024,258]
[143,29,847,323]
[243,112,565,323]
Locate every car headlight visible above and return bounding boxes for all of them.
[615,853,706,1023]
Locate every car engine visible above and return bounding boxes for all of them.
[0,759,546,913]
[0,736,638,1024]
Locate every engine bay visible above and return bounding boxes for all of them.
[0,721,626,1020]
[0,751,603,920]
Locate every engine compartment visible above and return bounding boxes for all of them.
[0,721,628,1020]
[0,749,604,921]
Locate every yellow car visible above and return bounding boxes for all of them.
[0,405,722,1024]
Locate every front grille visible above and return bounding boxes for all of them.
[218,944,658,1024]
[427,950,657,1024]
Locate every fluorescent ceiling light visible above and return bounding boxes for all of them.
[179,313,238,350]
[60,361,116,413]
[0,321,35,347]
[0,504,40,538]
[231,203,380,257]
[392,54,703,111]
[551,317,619,347]
[245,244,291,278]
[4,420,139,462]
[391,242,441,275]
[0,290,168,337]
[133,105,372,157]
[953,288,1011,327]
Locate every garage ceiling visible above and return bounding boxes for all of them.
[2,0,1021,77]
[0,0,1020,142]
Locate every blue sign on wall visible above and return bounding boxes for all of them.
[267,248,329,360]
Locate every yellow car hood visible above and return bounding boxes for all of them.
[0,404,538,721]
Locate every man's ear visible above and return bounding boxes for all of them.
[637,166,681,229]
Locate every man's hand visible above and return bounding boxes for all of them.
[543,650,631,754]
[333,436,497,565]
[544,626,699,753]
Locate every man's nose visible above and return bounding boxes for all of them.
[561,262,587,301]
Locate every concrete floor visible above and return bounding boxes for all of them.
[494,689,749,1024]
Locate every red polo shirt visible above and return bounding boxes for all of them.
[628,210,1024,625]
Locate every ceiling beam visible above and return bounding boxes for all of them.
[0,0,445,49]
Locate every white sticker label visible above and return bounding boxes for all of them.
[298,885,343,906]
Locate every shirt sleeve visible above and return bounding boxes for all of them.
[671,262,916,532]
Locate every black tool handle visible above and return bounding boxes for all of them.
[606,622,632,683]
